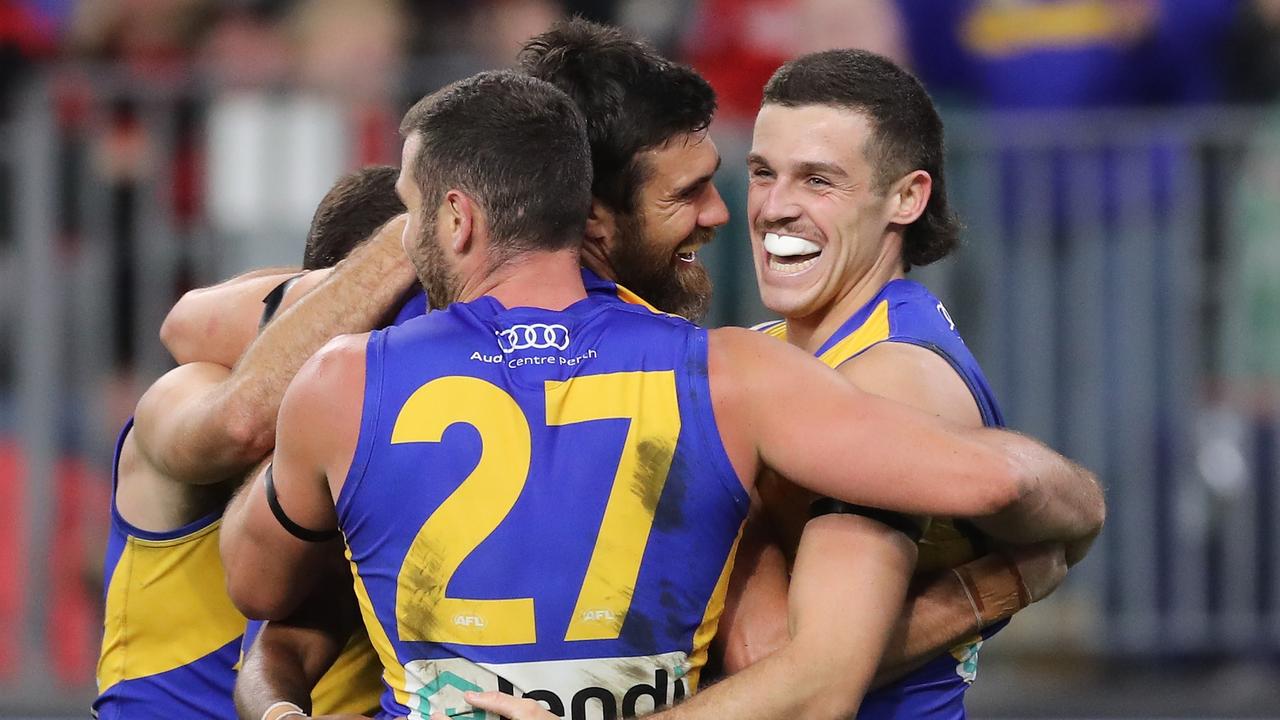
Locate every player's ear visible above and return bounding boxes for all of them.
[887,170,932,227]
[444,189,474,254]
[585,199,617,251]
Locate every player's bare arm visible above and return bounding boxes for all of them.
[462,514,918,720]
[719,339,1058,676]
[222,334,369,620]
[713,508,790,672]
[872,542,1067,684]
[717,527,1066,682]
[130,219,413,489]
[235,564,361,720]
[710,327,1105,538]
[161,266,306,366]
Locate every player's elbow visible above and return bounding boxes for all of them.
[1079,469,1107,537]
[965,456,1029,518]
[220,401,276,466]
[159,292,201,364]
[224,561,288,622]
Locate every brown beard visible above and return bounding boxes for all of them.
[610,213,714,321]
[411,209,462,310]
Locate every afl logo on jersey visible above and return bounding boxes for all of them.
[496,323,571,353]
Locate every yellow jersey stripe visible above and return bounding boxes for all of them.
[345,544,413,709]
[962,0,1123,57]
[613,283,664,314]
[817,300,891,369]
[97,521,245,692]
[685,521,744,691]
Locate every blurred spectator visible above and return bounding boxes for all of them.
[898,0,1236,109]
[682,0,907,122]
[290,0,406,97]
[0,0,63,107]
[68,0,214,80]
[1226,0,1280,101]
[199,2,293,89]
[1222,0,1280,408]
[468,0,565,68]
[203,0,412,276]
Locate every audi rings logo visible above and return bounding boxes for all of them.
[496,323,570,353]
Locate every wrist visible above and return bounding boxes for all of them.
[261,701,308,720]
[952,553,1028,629]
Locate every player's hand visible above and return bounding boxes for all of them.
[1005,542,1067,603]
[430,691,560,720]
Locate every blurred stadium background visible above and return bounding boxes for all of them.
[4,0,1280,717]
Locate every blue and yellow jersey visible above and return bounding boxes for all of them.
[94,420,246,720]
[756,278,1005,719]
[237,272,649,718]
[241,618,384,716]
[336,293,747,720]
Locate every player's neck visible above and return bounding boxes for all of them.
[462,248,588,310]
[579,241,617,283]
[785,251,905,355]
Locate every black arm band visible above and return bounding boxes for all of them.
[809,498,924,543]
[264,464,340,543]
[259,274,304,330]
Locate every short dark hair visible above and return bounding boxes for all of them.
[303,165,404,270]
[519,18,716,214]
[399,71,592,254]
[763,49,961,269]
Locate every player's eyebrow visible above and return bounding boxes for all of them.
[673,155,723,199]
[794,160,848,180]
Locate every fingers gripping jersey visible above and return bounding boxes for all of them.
[756,279,1006,720]
[337,294,747,720]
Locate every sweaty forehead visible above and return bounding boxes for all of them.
[751,104,871,169]
[639,131,719,192]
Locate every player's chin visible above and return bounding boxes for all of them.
[759,282,819,318]
[673,265,713,320]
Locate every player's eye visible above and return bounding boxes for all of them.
[805,175,830,187]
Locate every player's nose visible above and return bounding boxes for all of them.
[756,181,802,225]
[699,183,730,229]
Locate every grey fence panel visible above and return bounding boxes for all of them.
[1166,144,1211,650]
[14,78,60,696]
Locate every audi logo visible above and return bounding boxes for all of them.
[495,323,571,353]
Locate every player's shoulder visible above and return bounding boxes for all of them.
[880,279,959,339]
[708,325,812,375]
[292,332,372,393]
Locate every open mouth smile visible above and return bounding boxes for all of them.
[763,232,822,274]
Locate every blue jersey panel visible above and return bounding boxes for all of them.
[336,294,746,719]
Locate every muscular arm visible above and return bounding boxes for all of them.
[465,515,918,720]
[718,532,1064,685]
[709,327,1106,545]
[222,335,368,620]
[160,266,307,367]
[235,567,359,720]
[713,511,790,673]
[132,218,413,486]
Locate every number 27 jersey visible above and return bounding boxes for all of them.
[335,294,748,720]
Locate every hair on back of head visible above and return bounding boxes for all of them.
[764,49,961,269]
[399,70,593,255]
[518,18,716,215]
[304,165,404,270]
